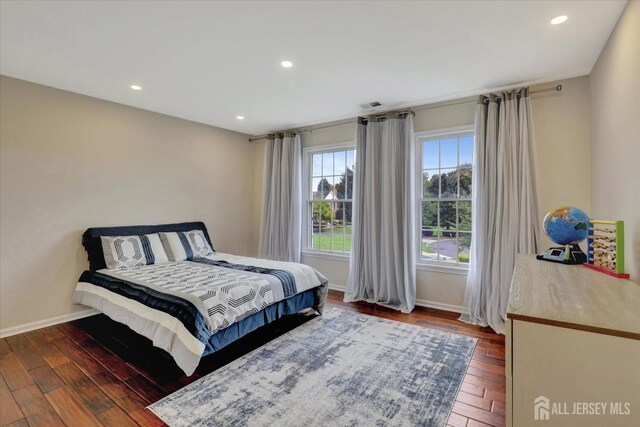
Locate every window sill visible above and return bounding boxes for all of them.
[301,251,350,262]
[301,252,469,275]
[416,262,469,276]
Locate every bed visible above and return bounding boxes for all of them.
[73,221,328,375]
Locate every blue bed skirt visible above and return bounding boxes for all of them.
[202,288,317,356]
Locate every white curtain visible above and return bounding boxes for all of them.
[345,115,416,312]
[460,88,540,334]
[258,133,302,262]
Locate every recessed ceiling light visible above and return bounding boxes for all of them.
[130,84,142,91]
[281,60,293,68]
[236,115,245,120]
[550,15,568,25]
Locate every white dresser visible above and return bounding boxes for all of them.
[506,255,640,427]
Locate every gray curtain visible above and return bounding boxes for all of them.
[258,133,302,262]
[345,115,416,312]
[460,88,540,334]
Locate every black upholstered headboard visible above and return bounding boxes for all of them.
[82,221,213,271]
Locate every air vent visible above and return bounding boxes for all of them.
[359,101,383,110]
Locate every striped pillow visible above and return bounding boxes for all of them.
[159,230,215,261]
[100,234,169,269]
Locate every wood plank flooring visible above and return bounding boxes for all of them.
[0,290,506,427]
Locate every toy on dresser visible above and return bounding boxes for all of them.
[583,220,630,278]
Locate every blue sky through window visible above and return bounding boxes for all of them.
[422,135,474,169]
[459,135,473,165]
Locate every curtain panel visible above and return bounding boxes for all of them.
[258,134,302,262]
[345,115,417,312]
[460,88,540,334]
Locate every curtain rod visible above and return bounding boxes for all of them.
[248,84,562,142]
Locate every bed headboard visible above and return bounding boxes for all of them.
[82,221,213,271]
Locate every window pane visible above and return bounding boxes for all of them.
[312,177,323,200]
[439,201,457,230]
[459,201,472,231]
[327,231,341,252]
[422,201,438,228]
[422,140,439,169]
[335,202,345,225]
[335,173,347,199]
[459,135,473,166]
[311,225,323,250]
[326,176,337,199]
[312,154,323,177]
[344,232,352,252]
[458,232,471,263]
[344,201,353,224]
[323,176,335,200]
[421,229,438,261]
[345,174,353,199]
[318,231,329,251]
[315,178,330,199]
[322,152,334,176]
[427,231,457,263]
[439,231,458,263]
[346,150,356,172]
[322,228,332,251]
[440,138,457,168]
[440,168,458,197]
[459,167,472,198]
[423,171,438,197]
[311,203,320,225]
[312,202,331,226]
[334,151,346,175]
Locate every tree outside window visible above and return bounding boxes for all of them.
[420,133,473,265]
[307,148,355,253]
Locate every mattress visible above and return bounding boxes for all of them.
[74,252,328,375]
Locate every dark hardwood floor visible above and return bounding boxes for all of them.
[0,290,506,427]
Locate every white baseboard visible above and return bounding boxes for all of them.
[1,286,467,339]
[414,299,468,315]
[328,283,468,315]
[0,308,98,339]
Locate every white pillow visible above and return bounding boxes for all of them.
[101,234,169,269]
[159,230,214,261]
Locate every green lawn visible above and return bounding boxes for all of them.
[311,226,352,252]
[421,242,435,253]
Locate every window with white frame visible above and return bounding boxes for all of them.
[304,146,356,254]
[418,129,473,266]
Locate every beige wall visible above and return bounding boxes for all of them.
[589,1,640,280]
[3,30,629,330]
[533,77,592,250]
[0,76,259,331]
[253,76,593,310]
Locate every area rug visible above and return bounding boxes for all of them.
[148,308,477,427]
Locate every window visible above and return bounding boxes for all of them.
[417,129,473,266]
[303,146,356,254]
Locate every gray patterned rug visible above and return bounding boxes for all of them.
[149,308,476,427]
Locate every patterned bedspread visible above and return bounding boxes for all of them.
[73,253,327,375]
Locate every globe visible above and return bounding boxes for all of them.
[543,206,590,246]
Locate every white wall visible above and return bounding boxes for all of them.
[589,1,640,280]
[254,76,593,311]
[0,76,259,331]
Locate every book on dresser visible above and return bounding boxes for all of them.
[506,254,640,427]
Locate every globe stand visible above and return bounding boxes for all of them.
[537,244,587,265]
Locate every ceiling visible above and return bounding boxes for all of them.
[0,1,627,136]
